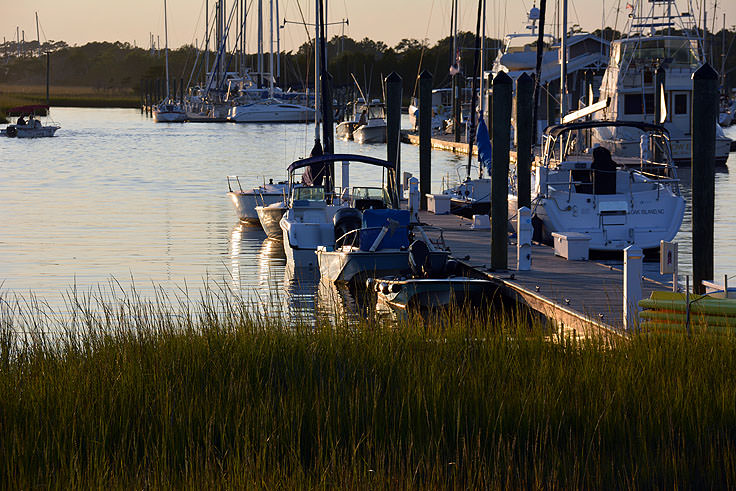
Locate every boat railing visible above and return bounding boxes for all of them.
[226,175,244,193]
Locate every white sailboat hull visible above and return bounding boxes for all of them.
[229,100,315,123]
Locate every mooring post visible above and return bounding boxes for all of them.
[419,70,433,211]
[691,63,719,294]
[180,78,184,104]
[623,245,643,331]
[517,206,532,271]
[654,65,666,125]
[454,74,464,143]
[516,72,534,209]
[386,72,402,205]
[491,71,512,271]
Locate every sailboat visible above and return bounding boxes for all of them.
[153,0,186,123]
[228,0,315,123]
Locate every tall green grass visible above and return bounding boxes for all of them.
[2,286,736,488]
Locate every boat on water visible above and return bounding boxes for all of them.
[370,240,495,310]
[256,201,287,239]
[336,98,387,143]
[2,105,59,138]
[228,98,315,123]
[280,153,399,270]
[593,0,731,166]
[153,101,186,122]
[227,176,288,224]
[509,120,685,252]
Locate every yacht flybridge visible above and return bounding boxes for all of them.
[594,0,731,166]
[509,121,685,252]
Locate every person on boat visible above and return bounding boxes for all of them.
[16,116,26,126]
[591,146,617,195]
[358,109,367,126]
[301,141,326,187]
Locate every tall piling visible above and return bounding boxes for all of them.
[516,72,534,209]
[419,70,433,210]
[386,72,402,207]
[691,63,719,294]
[491,71,512,271]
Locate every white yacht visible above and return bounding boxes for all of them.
[509,121,685,252]
[227,176,288,224]
[228,98,315,123]
[594,0,731,166]
[153,101,186,122]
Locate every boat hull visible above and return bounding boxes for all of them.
[256,205,287,239]
[375,277,496,310]
[229,102,315,123]
[153,110,186,122]
[3,125,59,138]
[317,249,410,284]
[354,124,386,144]
[229,191,285,223]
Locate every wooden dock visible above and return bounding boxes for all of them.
[419,211,670,336]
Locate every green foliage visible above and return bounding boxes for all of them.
[2,287,736,487]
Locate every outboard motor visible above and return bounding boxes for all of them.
[333,207,362,247]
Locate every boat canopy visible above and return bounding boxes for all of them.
[287,153,394,173]
[544,120,670,139]
[7,104,50,116]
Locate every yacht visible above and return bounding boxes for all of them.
[509,120,685,252]
[594,0,731,166]
[228,98,315,123]
[153,101,186,122]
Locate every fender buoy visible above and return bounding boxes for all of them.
[6,125,17,138]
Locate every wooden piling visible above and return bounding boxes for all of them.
[386,72,402,208]
[491,71,512,271]
[419,70,433,211]
[691,63,719,294]
[516,72,534,209]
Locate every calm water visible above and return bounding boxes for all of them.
[1,107,735,315]
[0,108,466,315]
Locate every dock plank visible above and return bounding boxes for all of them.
[418,211,668,335]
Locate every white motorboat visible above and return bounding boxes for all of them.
[593,0,731,166]
[153,101,186,122]
[509,121,685,252]
[255,201,287,239]
[280,153,399,271]
[228,98,315,123]
[2,105,59,138]
[336,98,386,143]
[227,176,288,223]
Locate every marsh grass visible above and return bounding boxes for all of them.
[2,284,736,488]
[0,84,139,121]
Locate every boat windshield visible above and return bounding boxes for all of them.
[351,186,391,210]
[543,124,676,179]
[360,104,385,119]
[292,186,325,201]
[619,38,700,67]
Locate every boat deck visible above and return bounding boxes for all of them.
[419,211,672,336]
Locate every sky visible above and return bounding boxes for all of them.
[3,0,736,53]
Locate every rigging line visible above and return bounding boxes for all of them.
[180,0,207,81]
[411,0,437,98]
[295,0,312,44]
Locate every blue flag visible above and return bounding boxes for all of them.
[476,115,492,173]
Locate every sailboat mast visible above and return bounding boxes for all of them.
[479,0,486,115]
[258,0,263,86]
[205,0,209,83]
[560,0,567,117]
[269,0,274,96]
[276,0,281,81]
[314,0,321,141]
[465,0,484,180]
[164,0,170,100]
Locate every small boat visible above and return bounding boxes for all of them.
[280,153,400,270]
[2,105,59,138]
[255,201,287,239]
[369,240,495,310]
[317,208,449,285]
[336,98,387,143]
[153,101,186,122]
[227,176,288,224]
